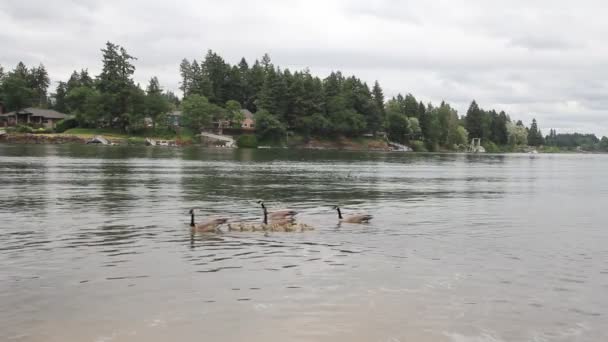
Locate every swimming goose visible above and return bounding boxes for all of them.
[257,201,297,220]
[189,209,228,233]
[333,206,373,223]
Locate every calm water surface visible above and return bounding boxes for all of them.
[1,144,607,342]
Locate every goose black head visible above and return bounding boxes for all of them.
[189,209,194,215]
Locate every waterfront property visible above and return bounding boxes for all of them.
[213,109,256,134]
[0,107,68,129]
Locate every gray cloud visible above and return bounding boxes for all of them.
[1,0,607,136]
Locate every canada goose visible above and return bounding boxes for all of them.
[189,209,227,233]
[257,201,297,220]
[333,206,373,223]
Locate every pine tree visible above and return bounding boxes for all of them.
[52,81,68,113]
[403,94,418,118]
[372,81,385,116]
[418,101,430,140]
[179,59,192,96]
[246,60,265,111]
[465,100,483,139]
[201,50,230,104]
[96,41,137,129]
[27,64,50,106]
[527,118,544,146]
[144,77,170,130]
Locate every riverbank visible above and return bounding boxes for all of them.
[0,130,394,151]
[0,130,599,153]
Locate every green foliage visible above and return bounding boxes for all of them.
[527,118,544,146]
[545,131,599,149]
[465,100,483,139]
[300,112,332,136]
[507,121,528,146]
[254,109,286,143]
[482,141,500,153]
[599,136,608,152]
[144,77,170,130]
[225,100,243,127]
[408,117,421,139]
[181,94,223,131]
[14,125,35,133]
[55,118,78,133]
[66,86,102,126]
[1,70,36,111]
[5,45,584,152]
[96,41,138,130]
[386,112,410,143]
[410,140,427,152]
[454,126,469,146]
[236,134,258,148]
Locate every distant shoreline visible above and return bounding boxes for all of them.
[1,132,602,154]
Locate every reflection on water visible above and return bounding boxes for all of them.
[1,144,608,342]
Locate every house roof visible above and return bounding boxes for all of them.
[168,110,182,116]
[0,107,68,119]
[241,109,254,120]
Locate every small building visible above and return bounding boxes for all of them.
[0,108,68,129]
[212,109,256,134]
[240,109,255,130]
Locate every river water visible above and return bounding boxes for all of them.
[1,144,607,342]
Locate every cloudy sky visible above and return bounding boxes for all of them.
[1,0,607,135]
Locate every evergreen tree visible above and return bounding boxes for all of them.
[179,59,192,96]
[201,50,230,104]
[527,118,544,146]
[403,94,418,118]
[246,60,266,111]
[52,81,68,113]
[465,100,483,139]
[13,62,29,80]
[0,71,35,111]
[490,111,509,145]
[418,101,430,140]
[372,81,385,117]
[258,67,287,119]
[144,77,170,130]
[96,41,138,130]
[28,64,50,107]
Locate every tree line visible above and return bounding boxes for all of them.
[1,41,607,151]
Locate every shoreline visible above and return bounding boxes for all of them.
[0,132,601,154]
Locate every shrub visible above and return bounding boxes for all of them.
[15,125,34,133]
[410,140,427,152]
[237,134,258,148]
[482,141,500,153]
[55,118,78,133]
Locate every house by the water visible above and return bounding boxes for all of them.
[0,108,67,129]
[213,109,256,134]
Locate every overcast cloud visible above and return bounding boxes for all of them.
[1,0,607,135]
